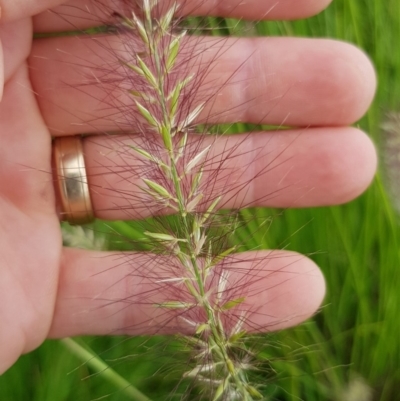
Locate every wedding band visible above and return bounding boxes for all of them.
[52,136,94,225]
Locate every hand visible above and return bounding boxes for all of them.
[0,0,376,374]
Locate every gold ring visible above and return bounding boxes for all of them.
[52,136,94,225]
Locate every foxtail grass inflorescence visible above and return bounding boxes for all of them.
[382,112,400,216]
[97,1,267,399]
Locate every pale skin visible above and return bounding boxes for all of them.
[0,0,377,374]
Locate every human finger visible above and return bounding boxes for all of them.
[49,248,326,337]
[80,127,376,220]
[29,36,376,133]
[33,0,333,32]
[0,32,3,100]
[0,0,66,22]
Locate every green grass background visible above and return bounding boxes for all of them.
[2,0,400,400]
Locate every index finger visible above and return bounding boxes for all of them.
[33,0,333,32]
